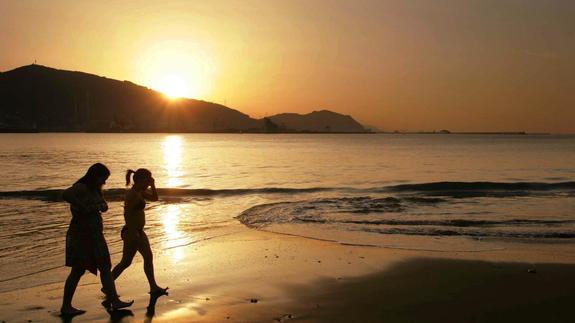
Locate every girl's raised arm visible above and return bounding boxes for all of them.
[142,177,159,202]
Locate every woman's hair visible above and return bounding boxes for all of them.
[126,168,152,186]
[76,163,110,195]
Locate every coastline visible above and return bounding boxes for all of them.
[1,228,574,322]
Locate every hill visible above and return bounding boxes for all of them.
[0,64,369,133]
[269,110,367,132]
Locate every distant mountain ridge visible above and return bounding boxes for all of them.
[0,64,369,133]
[270,110,366,132]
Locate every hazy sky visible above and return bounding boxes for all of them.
[2,0,574,132]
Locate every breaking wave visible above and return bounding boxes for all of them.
[1,181,573,201]
[236,188,575,240]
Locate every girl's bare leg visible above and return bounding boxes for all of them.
[138,232,167,293]
[111,239,138,280]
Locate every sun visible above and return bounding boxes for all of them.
[134,39,217,100]
[156,74,190,99]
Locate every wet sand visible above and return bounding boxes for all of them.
[1,229,575,322]
[282,259,575,323]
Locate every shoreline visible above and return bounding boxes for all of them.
[1,229,574,322]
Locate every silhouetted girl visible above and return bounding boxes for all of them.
[111,168,167,294]
[61,163,133,316]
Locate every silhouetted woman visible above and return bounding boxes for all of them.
[61,163,133,316]
[111,169,167,294]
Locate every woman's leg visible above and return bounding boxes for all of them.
[111,239,138,280]
[98,262,133,309]
[138,231,166,293]
[61,267,86,314]
[99,262,119,300]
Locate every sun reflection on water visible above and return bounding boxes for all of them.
[161,204,187,262]
[162,135,183,187]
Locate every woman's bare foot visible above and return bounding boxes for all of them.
[111,298,134,310]
[60,306,86,316]
[149,286,169,295]
[101,298,134,311]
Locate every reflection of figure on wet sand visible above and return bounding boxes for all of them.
[145,289,169,321]
[59,312,76,323]
[111,169,168,294]
[60,163,133,318]
[108,309,134,323]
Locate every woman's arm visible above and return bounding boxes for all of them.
[63,183,105,213]
[142,177,159,202]
[96,196,109,213]
[62,183,89,211]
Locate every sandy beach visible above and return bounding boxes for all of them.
[1,225,574,323]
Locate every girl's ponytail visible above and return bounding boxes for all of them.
[126,169,135,186]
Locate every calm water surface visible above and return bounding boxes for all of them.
[1,133,574,292]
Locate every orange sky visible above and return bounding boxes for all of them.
[1,0,574,133]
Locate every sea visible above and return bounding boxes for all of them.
[1,133,574,293]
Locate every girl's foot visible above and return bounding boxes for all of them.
[60,306,86,316]
[149,286,169,295]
